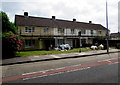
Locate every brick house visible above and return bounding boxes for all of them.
[15,12,109,50]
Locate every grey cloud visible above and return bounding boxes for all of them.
[2,2,24,21]
[30,10,48,18]
[2,2,23,13]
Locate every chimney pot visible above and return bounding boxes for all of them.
[52,16,55,19]
[24,12,28,16]
[89,21,92,23]
[73,18,76,22]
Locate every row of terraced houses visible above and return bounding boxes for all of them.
[15,12,109,50]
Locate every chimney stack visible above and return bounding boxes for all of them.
[73,18,76,22]
[24,12,28,16]
[89,21,92,24]
[52,16,55,19]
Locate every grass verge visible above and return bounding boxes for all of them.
[16,48,92,57]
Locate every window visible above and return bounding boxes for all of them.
[25,27,35,33]
[98,31,102,35]
[25,40,35,48]
[58,28,64,33]
[58,39,64,45]
[43,28,49,33]
[71,29,75,34]
[81,39,86,44]
[91,30,93,35]
[81,29,86,34]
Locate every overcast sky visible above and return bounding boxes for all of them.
[1,0,119,33]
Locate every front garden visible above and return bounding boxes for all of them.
[16,48,92,57]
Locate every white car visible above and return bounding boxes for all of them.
[90,45,97,50]
[98,44,104,49]
[59,44,71,50]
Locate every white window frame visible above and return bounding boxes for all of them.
[81,29,86,34]
[71,29,75,34]
[58,28,64,33]
[91,30,93,35]
[43,28,49,33]
[25,27,35,33]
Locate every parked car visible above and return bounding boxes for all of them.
[90,45,97,50]
[59,44,71,50]
[98,44,104,50]
[55,44,71,51]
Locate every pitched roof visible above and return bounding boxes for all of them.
[15,15,108,30]
[110,32,120,38]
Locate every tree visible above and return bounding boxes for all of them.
[1,11,23,59]
[1,11,17,34]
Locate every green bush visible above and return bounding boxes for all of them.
[1,11,17,34]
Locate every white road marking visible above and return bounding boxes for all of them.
[22,65,91,81]
[23,58,118,76]
[22,58,119,81]
[108,62,119,65]
[22,71,46,75]
[23,61,118,81]
[23,74,48,81]
[107,60,112,63]
[22,64,82,76]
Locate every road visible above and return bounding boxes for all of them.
[4,62,119,83]
[1,52,119,83]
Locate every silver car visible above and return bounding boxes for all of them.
[59,44,71,50]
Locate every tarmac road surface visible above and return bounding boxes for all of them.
[4,61,119,83]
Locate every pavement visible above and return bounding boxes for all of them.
[1,48,120,66]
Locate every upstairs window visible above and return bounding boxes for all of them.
[43,28,49,33]
[25,27,35,33]
[71,29,75,34]
[91,30,93,35]
[98,31,102,35]
[81,29,86,34]
[58,28,64,33]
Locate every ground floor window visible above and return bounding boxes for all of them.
[58,39,64,45]
[25,40,35,48]
[81,39,86,45]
